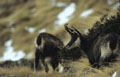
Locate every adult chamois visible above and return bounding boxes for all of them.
[35,24,79,72]
[65,9,120,67]
[65,25,120,68]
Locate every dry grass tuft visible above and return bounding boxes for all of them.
[0,57,120,77]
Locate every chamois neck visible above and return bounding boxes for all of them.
[79,33,89,54]
[66,35,78,47]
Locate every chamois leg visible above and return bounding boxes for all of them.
[41,58,49,72]
[51,57,59,71]
[35,48,40,71]
[99,58,104,67]
[89,58,100,68]
[44,63,49,73]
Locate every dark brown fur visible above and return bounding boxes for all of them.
[35,33,64,72]
[65,25,120,68]
[35,24,79,72]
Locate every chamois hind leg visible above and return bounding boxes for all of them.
[35,48,41,71]
[41,58,49,73]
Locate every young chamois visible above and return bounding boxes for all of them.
[35,24,79,72]
[65,25,120,67]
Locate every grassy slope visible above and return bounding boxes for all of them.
[0,0,120,76]
[0,0,118,54]
[0,58,120,77]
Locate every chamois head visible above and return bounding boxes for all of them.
[64,24,87,51]
[64,24,80,48]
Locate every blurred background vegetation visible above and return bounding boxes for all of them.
[0,0,119,57]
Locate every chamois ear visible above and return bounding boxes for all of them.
[64,24,80,49]
[64,23,79,35]
[64,23,71,33]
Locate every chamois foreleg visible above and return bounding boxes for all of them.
[51,57,59,70]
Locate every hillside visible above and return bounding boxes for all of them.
[0,0,120,77]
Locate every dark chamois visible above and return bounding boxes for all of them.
[35,33,63,72]
[65,25,120,67]
[65,9,120,67]
[35,24,78,72]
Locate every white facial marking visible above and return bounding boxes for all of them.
[100,42,112,60]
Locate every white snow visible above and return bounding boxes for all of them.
[4,40,12,47]
[80,9,93,18]
[112,3,120,10]
[38,28,46,33]
[112,72,117,77]
[0,40,26,62]
[54,3,76,27]
[25,27,35,33]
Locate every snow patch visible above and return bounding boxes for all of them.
[54,3,76,28]
[0,40,26,62]
[112,72,117,77]
[25,27,35,33]
[4,40,12,47]
[80,9,93,18]
[38,28,46,33]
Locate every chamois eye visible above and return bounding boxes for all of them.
[69,29,74,33]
